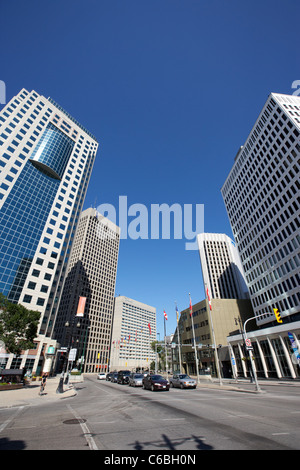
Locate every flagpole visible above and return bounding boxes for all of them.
[164,315,168,375]
[205,284,223,386]
[140,328,142,372]
[189,293,200,384]
[175,302,182,373]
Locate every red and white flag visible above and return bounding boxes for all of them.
[164,310,168,320]
[189,297,193,317]
[206,287,212,311]
[148,322,151,335]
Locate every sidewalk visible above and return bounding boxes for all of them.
[0,375,77,408]
[187,375,300,392]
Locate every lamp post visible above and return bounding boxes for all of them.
[79,325,90,373]
[56,318,81,393]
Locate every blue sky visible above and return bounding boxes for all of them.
[1,0,299,338]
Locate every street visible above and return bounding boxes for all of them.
[0,375,299,451]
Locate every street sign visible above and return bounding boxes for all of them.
[68,348,77,361]
[47,346,55,355]
[245,338,253,350]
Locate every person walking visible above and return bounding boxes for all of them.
[39,373,47,395]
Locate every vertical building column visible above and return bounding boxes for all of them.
[279,335,296,379]
[238,342,247,378]
[267,337,282,379]
[228,343,238,379]
[256,339,269,378]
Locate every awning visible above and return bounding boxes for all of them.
[0,369,24,376]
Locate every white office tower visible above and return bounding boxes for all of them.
[221,93,300,327]
[111,296,156,371]
[54,208,120,373]
[197,233,249,300]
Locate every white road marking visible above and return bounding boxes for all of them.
[0,406,25,434]
[67,404,98,450]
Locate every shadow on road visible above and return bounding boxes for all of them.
[132,433,213,450]
[0,437,26,450]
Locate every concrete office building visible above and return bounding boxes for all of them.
[221,92,300,379]
[172,298,253,378]
[54,208,120,373]
[110,296,156,371]
[0,89,98,374]
[197,233,249,300]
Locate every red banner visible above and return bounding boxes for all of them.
[76,296,86,317]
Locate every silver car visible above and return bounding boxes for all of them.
[129,373,144,387]
[170,374,197,389]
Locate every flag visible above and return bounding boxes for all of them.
[148,322,151,335]
[164,310,168,320]
[76,296,86,317]
[206,287,212,311]
[176,305,179,323]
[189,296,193,317]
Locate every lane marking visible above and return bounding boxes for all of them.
[0,406,25,434]
[162,418,185,421]
[67,405,98,450]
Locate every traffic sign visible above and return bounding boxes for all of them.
[245,338,253,350]
[68,348,77,361]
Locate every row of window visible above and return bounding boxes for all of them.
[221,95,300,319]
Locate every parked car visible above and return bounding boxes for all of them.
[106,372,113,381]
[129,373,144,387]
[170,374,197,389]
[142,374,170,391]
[110,372,119,383]
[117,370,131,384]
[97,372,106,380]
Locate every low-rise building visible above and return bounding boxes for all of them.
[172,298,254,378]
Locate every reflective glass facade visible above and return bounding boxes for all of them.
[30,122,74,179]
[0,161,60,301]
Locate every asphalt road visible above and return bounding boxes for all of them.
[1,376,299,451]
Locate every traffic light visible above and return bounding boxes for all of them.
[273,308,282,323]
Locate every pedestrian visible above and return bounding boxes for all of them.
[39,373,47,395]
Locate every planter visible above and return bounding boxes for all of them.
[69,374,84,383]
[0,384,23,391]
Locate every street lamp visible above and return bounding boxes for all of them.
[79,325,90,373]
[234,316,262,392]
[56,319,81,393]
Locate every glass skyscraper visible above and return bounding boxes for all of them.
[0,88,98,373]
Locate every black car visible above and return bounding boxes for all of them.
[106,372,113,381]
[117,370,131,384]
[142,374,170,391]
[110,372,118,383]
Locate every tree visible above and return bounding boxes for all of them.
[0,293,40,356]
[151,340,165,371]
